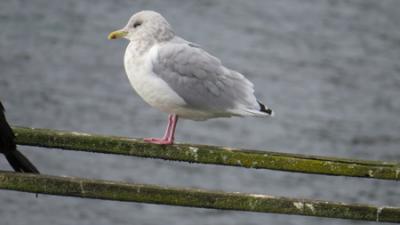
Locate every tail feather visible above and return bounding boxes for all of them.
[4,150,39,174]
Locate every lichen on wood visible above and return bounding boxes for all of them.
[12,127,400,181]
[0,171,398,223]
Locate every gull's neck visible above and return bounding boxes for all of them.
[127,39,157,56]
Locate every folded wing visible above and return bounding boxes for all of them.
[151,40,263,117]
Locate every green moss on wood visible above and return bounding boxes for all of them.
[12,127,400,180]
[0,171,398,223]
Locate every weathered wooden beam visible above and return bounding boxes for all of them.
[0,171,398,223]
[13,127,400,180]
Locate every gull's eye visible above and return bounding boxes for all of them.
[133,21,142,28]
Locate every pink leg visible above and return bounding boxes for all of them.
[144,114,178,145]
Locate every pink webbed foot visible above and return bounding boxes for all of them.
[143,137,173,145]
[144,114,178,145]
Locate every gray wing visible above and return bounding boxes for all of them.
[152,41,258,113]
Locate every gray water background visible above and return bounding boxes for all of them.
[0,0,400,224]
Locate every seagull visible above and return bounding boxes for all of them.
[108,10,273,145]
[0,102,39,173]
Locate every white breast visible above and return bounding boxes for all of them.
[124,44,187,114]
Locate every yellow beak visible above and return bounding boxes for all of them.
[108,30,128,40]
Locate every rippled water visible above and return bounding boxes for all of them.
[0,0,399,224]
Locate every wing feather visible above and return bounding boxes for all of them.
[151,40,259,114]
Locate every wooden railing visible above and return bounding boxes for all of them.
[0,127,398,223]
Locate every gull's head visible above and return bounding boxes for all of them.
[108,11,174,42]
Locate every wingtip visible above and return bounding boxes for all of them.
[258,101,274,117]
[269,109,275,117]
[264,108,274,116]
